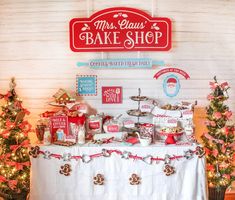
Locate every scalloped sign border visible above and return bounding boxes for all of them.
[70,7,172,52]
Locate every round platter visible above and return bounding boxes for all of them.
[127,109,149,117]
[130,96,149,101]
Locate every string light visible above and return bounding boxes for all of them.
[208,171,213,178]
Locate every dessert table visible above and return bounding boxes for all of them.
[29,143,207,200]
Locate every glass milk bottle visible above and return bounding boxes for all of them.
[78,125,86,144]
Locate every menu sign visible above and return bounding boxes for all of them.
[70,7,172,52]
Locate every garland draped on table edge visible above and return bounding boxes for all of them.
[29,145,205,176]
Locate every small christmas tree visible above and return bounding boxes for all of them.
[202,76,235,189]
[0,78,31,199]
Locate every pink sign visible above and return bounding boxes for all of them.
[102,86,122,104]
[50,116,69,142]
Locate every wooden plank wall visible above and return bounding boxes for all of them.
[0,0,235,129]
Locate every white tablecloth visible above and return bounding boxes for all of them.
[30,143,207,200]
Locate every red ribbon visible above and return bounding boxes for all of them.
[204,133,224,144]
[23,109,30,115]
[171,155,184,160]
[228,142,235,148]
[90,153,103,158]
[4,92,11,100]
[152,157,164,161]
[0,153,11,160]
[1,130,10,138]
[6,161,30,170]
[0,176,18,190]
[129,155,143,160]
[50,154,62,159]
[8,180,18,190]
[71,156,82,160]
[0,175,6,182]
[10,139,30,152]
[6,120,15,128]
[19,121,32,133]
[109,150,122,155]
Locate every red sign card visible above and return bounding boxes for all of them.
[102,86,122,104]
[50,116,69,142]
[70,7,171,52]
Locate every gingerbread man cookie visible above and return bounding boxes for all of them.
[59,164,72,176]
[93,174,105,185]
[163,164,175,176]
[129,174,141,185]
[29,146,40,158]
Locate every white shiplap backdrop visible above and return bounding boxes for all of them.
[0,0,235,128]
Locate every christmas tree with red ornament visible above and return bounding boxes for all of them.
[202,76,235,189]
[0,78,31,199]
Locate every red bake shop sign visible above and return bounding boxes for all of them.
[70,7,172,52]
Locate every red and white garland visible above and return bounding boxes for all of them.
[29,145,205,176]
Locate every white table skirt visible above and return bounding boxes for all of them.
[30,143,207,200]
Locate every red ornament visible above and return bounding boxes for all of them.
[207,164,215,172]
[210,121,216,127]
[213,112,222,119]
[223,126,230,135]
